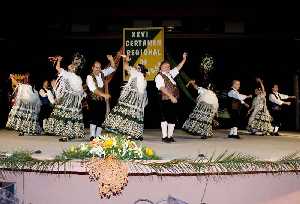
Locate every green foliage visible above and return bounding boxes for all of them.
[0,151,70,173]
[135,151,300,174]
[57,146,92,160]
[1,149,300,176]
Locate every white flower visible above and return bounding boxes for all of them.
[121,145,128,157]
[90,146,105,158]
[111,137,117,147]
[122,141,129,149]
[79,143,89,151]
[134,147,144,159]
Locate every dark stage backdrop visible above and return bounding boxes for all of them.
[0,37,298,130]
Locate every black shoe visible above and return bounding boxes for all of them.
[18,132,24,136]
[228,134,234,138]
[162,137,170,143]
[89,136,95,141]
[273,132,280,136]
[58,137,68,142]
[168,137,176,142]
[200,136,208,139]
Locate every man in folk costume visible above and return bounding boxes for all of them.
[269,84,295,136]
[227,80,252,139]
[155,52,187,143]
[86,55,116,141]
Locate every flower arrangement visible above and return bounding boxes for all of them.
[200,54,215,73]
[58,133,158,198]
[60,133,159,161]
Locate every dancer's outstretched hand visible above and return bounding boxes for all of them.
[244,103,250,108]
[256,77,262,82]
[183,52,188,60]
[170,95,178,104]
[57,56,63,62]
[102,93,111,100]
[186,80,196,88]
[285,101,292,106]
[106,55,113,61]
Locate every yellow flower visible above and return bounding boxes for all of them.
[69,145,76,152]
[103,139,114,149]
[145,147,154,157]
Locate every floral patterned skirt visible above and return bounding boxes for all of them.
[102,102,145,139]
[182,101,215,137]
[6,102,41,135]
[44,94,85,139]
[248,108,273,133]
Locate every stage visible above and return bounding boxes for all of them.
[2,128,300,204]
[1,128,300,160]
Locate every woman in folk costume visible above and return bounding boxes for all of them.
[155,52,188,143]
[44,55,85,142]
[86,55,116,141]
[6,73,42,135]
[247,78,273,135]
[102,55,148,141]
[182,80,219,139]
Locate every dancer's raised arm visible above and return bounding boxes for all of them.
[175,52,188,71]
[256,78,265,93]
[55,56,63,73]
[122,54,130,72]
[107,55,116,69]
[9,74,19,87]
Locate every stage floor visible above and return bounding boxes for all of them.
[0,129,300,160]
